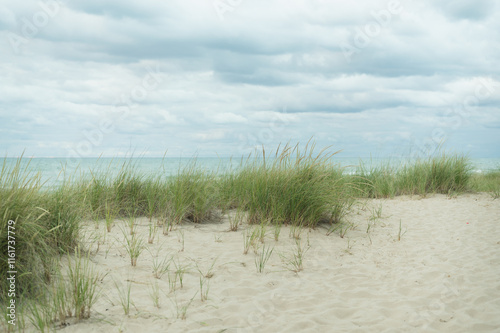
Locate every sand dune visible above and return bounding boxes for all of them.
[61,193,500,333]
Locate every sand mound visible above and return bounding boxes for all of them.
[59,193,500,332]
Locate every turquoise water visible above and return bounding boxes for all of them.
[2,156,499,189]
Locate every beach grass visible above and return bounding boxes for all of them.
[469,169,500,198]
[65,248,103,321]
[219,142,351,227]
[281,239,309,273]
[2,144,499,329]
[1,156,61,303]
[114,279,133,316]
[148,280,161,309]
[255,244,274,273]
[352,152,474,198]
[121,228,145,267]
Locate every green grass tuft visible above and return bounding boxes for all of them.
[2,144,496,326]
[352,152,474,198]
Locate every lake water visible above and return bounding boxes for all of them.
[2,155,499,189]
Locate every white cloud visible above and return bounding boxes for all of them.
[210,112,247,124]
[193,130,226,141]
[0,0,499,158]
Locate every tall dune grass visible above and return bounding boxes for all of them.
[38,169,84,253]
[469,168,500,198]
[165,162,219,224]
[1,145,495,326]
[353,153,473,198]
[83,160,148,220]
[0,157,70,301]
[220,143,351,227]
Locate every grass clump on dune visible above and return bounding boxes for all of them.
[166,163,219,224]
[0,157,55,301]
[353,160,397,198]
[221,142,351,227]
[83,160,148,221]
[0,158,101,331]
[38,169,84,253]
[2,144,494,330]
[1,158,86,298]
[83,159,220,230]
[397,153,472,195]
[469,168,500,198]
[353,152,473,198]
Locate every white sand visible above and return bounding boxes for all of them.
[58,193,500,332]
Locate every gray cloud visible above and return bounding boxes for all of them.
[0,0,499,158]
[434,0,496,21]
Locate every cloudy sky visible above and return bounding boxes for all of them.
[1,0,499,159]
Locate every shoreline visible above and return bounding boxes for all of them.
[2,148,499,332]
[2,156,499,189]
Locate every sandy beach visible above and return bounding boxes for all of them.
[59,193,500,333]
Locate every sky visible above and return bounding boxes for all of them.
[0,0,499,159]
